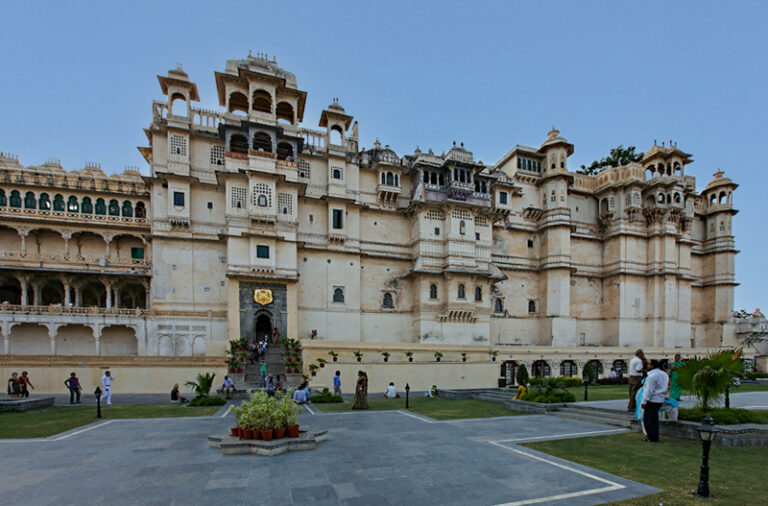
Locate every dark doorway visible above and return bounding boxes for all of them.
[255,314,272,343]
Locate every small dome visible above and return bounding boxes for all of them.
[705,170,735,191]
[328,98,345,112]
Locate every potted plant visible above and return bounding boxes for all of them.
[461,352,467,362]
[317,358,327,368]
[309,364,319,377]
[381,351,390,362]
[491,350,498,362]
[302,374,309,382]
[354,350,363,362]
[434,351,443,362]
[406,351,414,362]
[227,357,240,373]
[328,350,339,362]
[232,404,243,437]
[282,392,301,437]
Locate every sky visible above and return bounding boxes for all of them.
[1,1,766,312]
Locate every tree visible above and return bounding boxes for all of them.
[583,362,596,384]
[185,372,216,398]
[578,145,644,176]
[677,349,745,410]
[516,364,529,387]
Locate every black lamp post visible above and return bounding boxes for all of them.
[694,416,719,498]
[405,383,410,409]
[94,387,102,418]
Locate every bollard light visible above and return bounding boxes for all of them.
[405,383,410,409]
[94,386,102,419]
[694,416,719,497]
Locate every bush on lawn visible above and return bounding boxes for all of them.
[311,387,342,403]
[678,407,768,425]
[521,388,575,404]
[516,364,529,387]
[744,372,768,380]
[189,395,226,407]
[561,377,583,387]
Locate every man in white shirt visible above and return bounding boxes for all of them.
[292,388,307,404]
[100,370,115,405]
[627,349,645,411]
[222,376,235,399]
[641,359,669,442]
[384,382,396,399]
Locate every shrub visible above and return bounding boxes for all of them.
[185,372,216,397]
[190,395,226,407]
[521,388,575,404]
[679,407,768,425]
[311,394,343,403]
[561,377,583,387]
[678,349,746,410]
[583,363,595,384]
[516,364,529,386]
[744,372,768,380]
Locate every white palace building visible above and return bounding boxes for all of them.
[0,54,754,392]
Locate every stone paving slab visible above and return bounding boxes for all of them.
[575,391,768,411]
[0,407,659,505]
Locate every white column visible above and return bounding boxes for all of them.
[49,325,57,355]
[2,327,9,354]
[94,326,102,355]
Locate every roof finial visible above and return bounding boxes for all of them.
[248,49,252,57]
[653,139,657,146]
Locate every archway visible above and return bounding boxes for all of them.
[254,313,272,343]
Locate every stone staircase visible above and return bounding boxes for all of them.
[222,346,302,399]
[548,404,635,428]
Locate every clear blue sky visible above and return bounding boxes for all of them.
[1,1,766,312]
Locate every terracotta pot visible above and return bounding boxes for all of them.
[319,363,325,368]
[408,357,413,362]
[260,429,273,441]
[237,427,244,438]
[228,368,235,373]
[384,357,389,362]
[332,356,338,362]
[311,371,317,376]
[436,357,441,362]
[294,368,300,373]
[287,425,300,437]
[230,427,238,437]
[274,427,286,439]
[462,357,467,362]
[294,347,300,353]
[356,357,361,362]
[237,368,243,373]
[243,428,254,440]
[492,357,497,361]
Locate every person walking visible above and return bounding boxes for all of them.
[333,370,342,397]
[64,372,82,404]
[19,371,34,398]
[641,359,669,442]
[627,349,644,411]
[669,353,684,401]
[7,372,21,398]
[100,370,115,405]
[265,374,276,397]
[260,360,267,388]
[352,371,369,410]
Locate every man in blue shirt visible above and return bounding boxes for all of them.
[333,370,342,397]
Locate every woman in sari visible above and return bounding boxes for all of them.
[669,353,683,401]
[352,370,369,410]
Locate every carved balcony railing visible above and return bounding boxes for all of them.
[0,206,149,227]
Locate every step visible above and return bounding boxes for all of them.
[548,411,633,428]
[556,406,633,421]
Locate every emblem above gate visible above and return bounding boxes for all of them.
[253,289,273,306]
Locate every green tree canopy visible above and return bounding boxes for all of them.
[578,145,644,176]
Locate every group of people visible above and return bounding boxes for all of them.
[248,341,269,364]
[627,349,684,442]
[6,371,34,398]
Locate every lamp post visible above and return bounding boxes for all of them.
[405,383,410,409]
[94,386,103,419]
[694,416,719,498]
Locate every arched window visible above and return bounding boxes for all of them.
[560,360,578,377]
[67,196,79,212]
[658,193,666,204]
[674,193,681,203]
[429,284,437,299]
[251,90,272,113]
[600,198,609,214]
[333,287,345,303]
[588,359,604,377]
[330,125,343,145]
[459,220,466,235]
[457,284,465,299]
[666,193,671,204]
[475,287,482,301]
[532,360,550,377]
[252,132,272,152]
[657,163,665,175]
[474,180,480,192]
[423,172,428,184]
[53,194,65,211]
[528,300,536,313]
[386,172,393,185]
[612,360,627,376]
[228,91,248,114]
[332,168,341,180]
[431,172,437,185]
[37,193,49,210]
[382,293,393,308]
[494,298,503,313]
[108,199,119,216]
[24,191,36,209]
[0,189,6,206]
[9,190,21,208]
[95,198,106,215]
[230,134,248,154]
[135,201,146,218]
[170,92,187,117]
[719,192,727,204]
[276,101,294,123]
[122,200,133,217]
[81,197,93,214]
[276,142,293,161]
[551,191,556,203]
[257,195,268,207]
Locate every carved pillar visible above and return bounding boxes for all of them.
[61,232,72,257]
[103,234,113,260]
[93,326,102,355]
[49,325,57,355]
[32,280,41,306]
[61,276,72,306]
[74,282,83,307]
[16,274,30,306]
[102,278,113,309]
[18,228,29,254]
[113,286,120,309]
[141,279,150,309]
[2,325,9,354]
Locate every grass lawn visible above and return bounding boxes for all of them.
[524,432,768,505]
[566,384,629,401]
[313,397,526,420]
[0,404,221,439]
[732,383,768,393]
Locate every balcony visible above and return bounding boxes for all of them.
[0,251,151,275]
[0,206,149,229]
[377,183,401,207]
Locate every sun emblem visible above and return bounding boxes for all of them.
[253,289,273,306]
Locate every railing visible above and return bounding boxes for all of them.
[0,206,149,226]
[190,106,223,128]
[300,128,327,150]
[249,150,277,160]
[276,159,297,168]
[0,251,150,268]
[0,304,148,316]
[226,151,248,160]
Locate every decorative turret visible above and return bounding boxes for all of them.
[538,127,573,176]
[319,98,354,148]
[641,140,692,179]
[157,65,200,118]
[701,170,738,240]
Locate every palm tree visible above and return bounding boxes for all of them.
[185,372,216,398]
[677,349,744,410]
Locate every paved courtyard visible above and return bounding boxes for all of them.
[0,406,658,505]
[576,390,768,411]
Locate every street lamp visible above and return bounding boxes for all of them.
[94,386,103,419]
[405,383,411,409]
[694,416,719,498]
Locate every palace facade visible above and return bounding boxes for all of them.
[0,54,749,391]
